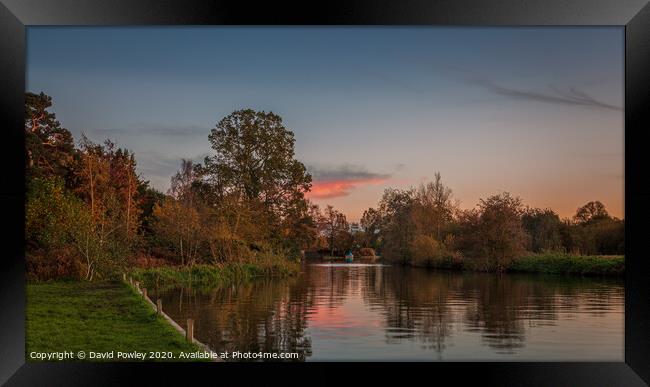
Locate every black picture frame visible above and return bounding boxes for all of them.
[1,1,649,385]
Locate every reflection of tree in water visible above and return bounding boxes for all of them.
[362,266,455,353]
[307,265,354,310]
[363,268,624,355]
[159,275,316,361]
[459,274,528,353]
[157,266,623,360]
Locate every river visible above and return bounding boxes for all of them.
[151,263,624,361]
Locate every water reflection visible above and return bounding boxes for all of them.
[152,264,623,361]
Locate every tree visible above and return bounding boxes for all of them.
[475,192,528,272]
[200,109,314,258]
[204,109,311,216]
[411,172,456,242]
[521,208,564,252]
[25,92,76,184]
[454,208,481,257]
[74,135,110,220]
[26,177,115,281]
[69,136,137,278]
[360,207,382,250]
[320,205,350,256]
[566,201,623,255]
[137,181,166,250]
[152,160,208,266]
[170,159,200,202]
[376,188,416,264]
[106,143,141,241]
[574,201,609,224]
[280,199,319,256]
[153,197,202,266]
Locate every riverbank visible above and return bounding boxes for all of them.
[130,261,300,291]
[26,281,206,361]
[509,253,624,276]
[408,252,624,276]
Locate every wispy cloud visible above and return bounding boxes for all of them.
[467,78,622,111]
[307,164,391,199]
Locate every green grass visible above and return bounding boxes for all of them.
[26,280,207,362]
[509,253,624,276]
[406,252,624,276]
[131,261,300,291]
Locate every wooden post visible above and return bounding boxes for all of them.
[142,288,147,299]
[122,273,126,282]
[129,277,133,286]
[186,319,194,342]
[156,299,162,315]
[135,281,140,291]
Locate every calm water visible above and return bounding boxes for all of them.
[152,264,624,361]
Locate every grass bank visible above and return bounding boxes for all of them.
[130,261,300,291]
[26,281,205,361]
[406,252,624,276]
[509,253,624,276]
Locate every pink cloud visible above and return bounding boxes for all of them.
[307,177,389,199]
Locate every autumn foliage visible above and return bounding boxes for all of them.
[26,95,313,280]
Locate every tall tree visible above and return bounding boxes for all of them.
[70,137,137,278]
[411,172,456,241]
[204,109,312,217]
[574,201,610,224]
[320,205,350,256]
[153,197,202,266]
[106,143,141,241]
[153,160,207,266]
[521,207,563,252]
[360,207,382,250]
[201,109,313,257]
[25,92,76,183]
[475,192,527,272]
[137,180,165,250]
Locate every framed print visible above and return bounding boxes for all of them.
[1,0,649,385]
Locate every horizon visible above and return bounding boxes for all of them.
[26,26,624,221]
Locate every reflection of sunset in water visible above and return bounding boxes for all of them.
[153,264,623,361]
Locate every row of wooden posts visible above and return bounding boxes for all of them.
[123,273,194,344]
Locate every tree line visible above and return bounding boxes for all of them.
[25,92,317,280]
[25,91,624,279]
[356,173,624,271]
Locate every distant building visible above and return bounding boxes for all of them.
[349,222,363,234]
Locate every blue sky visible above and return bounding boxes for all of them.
[27,27,624,220]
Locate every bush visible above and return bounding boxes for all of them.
[410,235,441,267]
[408,235,463,269]
[26,177,129,281]
[358,247,376,257]
[131,254,176,269]
[26,248,84,281]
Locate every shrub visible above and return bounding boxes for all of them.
[26,248,84,281]
[410,235,442,267]
[358,247,376,257]
[409,235,463,269]
[131,254,176,269]
[26,177,130,281]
